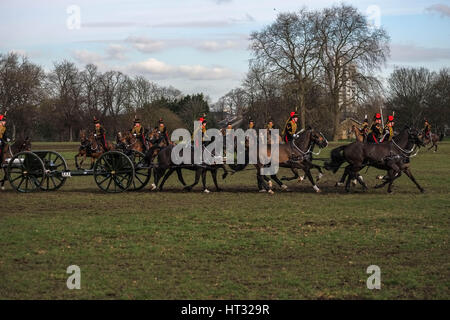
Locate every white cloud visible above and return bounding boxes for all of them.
[425,4,450,18]
[105,44,127,60]
[73,50,104,65]
[125,36,166,53]
[126,58,234,80]
[390,43,450,62]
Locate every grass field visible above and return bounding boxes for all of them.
[0,140,449,299]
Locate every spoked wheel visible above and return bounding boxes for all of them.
[7,151,45,193]
[34,151,68,191]
[93,151,134,193]
[129,150,151,191]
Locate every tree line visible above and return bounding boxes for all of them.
[1,4,449,142]
[0,53,211,141]
[212,4,449,138]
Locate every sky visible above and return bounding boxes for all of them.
[0,0,449,101]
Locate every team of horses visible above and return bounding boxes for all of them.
[0,125,444,193]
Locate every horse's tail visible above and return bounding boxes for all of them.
[439,133,444,141]
[324,145,347,173]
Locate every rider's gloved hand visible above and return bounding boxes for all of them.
[6,138,10,142]
[94,134,97,137]
[133,134,136,137]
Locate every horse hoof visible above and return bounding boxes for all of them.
[259,189,267,193]
[376,175,384,180]
[351,179,357,186]
[298,176,304,182]
[203,189,210,194]
[151,183,157,191]
[268,189,274,195]
[281,184,288,191]
[268,181,273,188]
[313,185,321,193]
[335,182,344,187]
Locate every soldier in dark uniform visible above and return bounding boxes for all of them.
[361,115,369,135]
[381,115,395,142]
[283,112,298,143]
[367,113,383,144]
[424,119,432,139]
[248,119,255,130]
[131,117,147,151]
[0,114,10,161]
[158,118,170,146]
[93,117,108,151]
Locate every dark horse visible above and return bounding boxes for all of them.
[325,127,425,193]
[1,137,32,190]
[421,131,444,152]
[230,128,328,193]
[152,139,229,193]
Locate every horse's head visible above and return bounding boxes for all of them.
[310,129,329,149]
[408,127,425,147]
[17,137,32,152]
[79,130,87,142]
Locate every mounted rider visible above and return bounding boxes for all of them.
[361,115,369,135]
[381,115,395,142]
[367,113,383,144]
[0,114,10,161]
[131,117,147,151]
[423,119,432,139]
[93,117,108,152]
[283,112,298,144]
[158,118,170,146]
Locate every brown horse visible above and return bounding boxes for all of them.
[352,125,366,143]
[230,128,328,193]
[75,130,113,169]
[1,137,32,190]
[421,131,444,152]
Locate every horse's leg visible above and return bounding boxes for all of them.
[175,168,187,187]
[220,164,228,180]
[75,153,79,169]
[281,167,300,181]
[1,167,6,190]
[210,168,222,192]
[159,168,175,191]
[271,174,287,190]
[336,165,350,187]
[303,165,320,193]
[186,168,201,191]
[201,169,210,193]
[256,165,271,193]
[403,167,425,193]
[310,164,324,181]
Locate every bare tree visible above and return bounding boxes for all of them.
[47,60,82,141]
[0,52,44,138]
[317,4,390,140]
[80,64,102,119]
[250,9,322,129]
